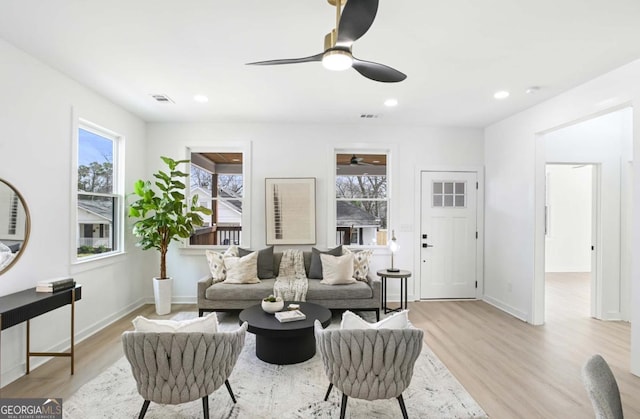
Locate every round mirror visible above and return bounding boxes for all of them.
[0,178,30,275]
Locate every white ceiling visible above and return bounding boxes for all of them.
[1,0,639,127]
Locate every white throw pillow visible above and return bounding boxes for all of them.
[205,246,239,283]
[320,253,356,285]
[132,312,218,333]
[340,310,410,330]
[343,247,373,281]
[0,251,14,270]
[223,251,260,284]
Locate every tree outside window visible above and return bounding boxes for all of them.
[189,152,243,246]
[335,153,388,246]
[76,126,120,258]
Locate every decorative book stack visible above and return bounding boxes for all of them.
[36,277,76,293]
[275,309,306,323]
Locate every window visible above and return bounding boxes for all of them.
[75,122,122,259]
[335,153,388,246]
[189,152,243,246]
[432,181,466,207]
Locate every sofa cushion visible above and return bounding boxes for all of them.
[205,246,238,283]
[320,253,356,285]
[343,248,373,281]
[206,278,277,301]
[239,246,274,279]
[222,251,260,284]
[309,245,342,279]
[306,278,373,300]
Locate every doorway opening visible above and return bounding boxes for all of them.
[544,164,595,322]
[534,106,632,325]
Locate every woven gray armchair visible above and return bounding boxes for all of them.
[582,354,624,419]
[314,320,423,419]
[122,322,247,419]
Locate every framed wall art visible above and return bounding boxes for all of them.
[265,177,316,245]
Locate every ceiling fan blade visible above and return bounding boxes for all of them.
[337,0,379,45]
[352,57,406,83]
[246,53,323,66]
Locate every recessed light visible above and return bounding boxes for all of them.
[384,98,398,107]
[526,86,540,94]
[372,160,380,163]
[231,158,240,162]
[193,94,209,103]
[494,90,510,100]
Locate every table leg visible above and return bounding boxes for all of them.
[71,288,75,375]
[26,320,30,374]
[400,277,404,310]
[382,276,389,314]
[402,277,407,310]
[255,334,316,364]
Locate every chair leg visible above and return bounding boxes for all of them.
[138,400,150,419]
[375,308,380,322]
[225,379,237,403]
[397,394,408,419]
[202,396,209,419]
[324,383,333,401]
[339,393,348,419]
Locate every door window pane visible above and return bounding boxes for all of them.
[432,181,467,208]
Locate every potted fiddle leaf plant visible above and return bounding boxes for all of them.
[129,156,211,315]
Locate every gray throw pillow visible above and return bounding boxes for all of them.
[309,245,342,279]
[239,246,275,279]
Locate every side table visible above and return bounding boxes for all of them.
[377,269,411,314]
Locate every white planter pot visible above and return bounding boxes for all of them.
[153,277,173,315]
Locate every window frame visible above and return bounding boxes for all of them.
[331,148,392,248]
[71,117,124,264]
[185,144,252,250]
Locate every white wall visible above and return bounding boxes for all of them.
[484,59,640,375]
[145,123,484,303]
[545,165,592,273]
[0,39,150,385]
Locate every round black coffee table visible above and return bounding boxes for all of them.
[239,301,331,365]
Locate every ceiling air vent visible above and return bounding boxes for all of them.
[360,114,380,119]
[151,94,174,104]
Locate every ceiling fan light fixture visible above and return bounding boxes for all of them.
[322,49,353,71]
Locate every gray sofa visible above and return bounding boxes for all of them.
[197,251,381,320]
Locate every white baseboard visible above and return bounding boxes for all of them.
[482,295,528,322]
[172,296,197,305]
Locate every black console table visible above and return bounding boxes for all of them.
[0,285,82,381]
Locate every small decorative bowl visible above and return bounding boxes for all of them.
[261,298,284,313]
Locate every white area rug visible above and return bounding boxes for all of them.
[64,312,487,418]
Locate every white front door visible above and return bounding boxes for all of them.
[420,171,478,299]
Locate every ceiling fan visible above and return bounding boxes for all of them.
[350,154,372,166]
[247,0,406,83]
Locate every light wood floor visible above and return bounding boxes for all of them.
[3,276,639,418]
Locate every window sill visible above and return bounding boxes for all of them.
[70,251,127,274]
